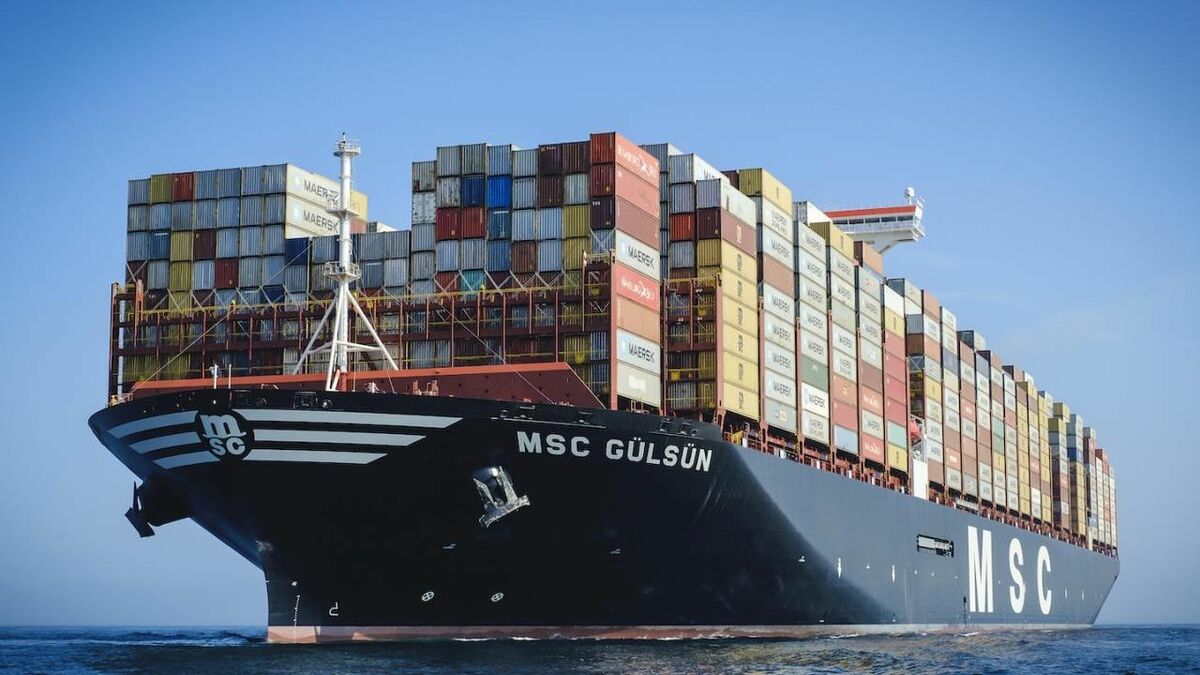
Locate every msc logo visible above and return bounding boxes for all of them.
[195,411,253,460]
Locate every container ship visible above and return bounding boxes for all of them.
[90,132,1119,643]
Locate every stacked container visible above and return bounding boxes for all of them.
[127,164,368,315]
[882,282,909,476]
[794,204,832,450]
[1012,370,1037,520]
[939,307,962,494]
[817,222,860,462]
[853,243,887,469]
[888,278,942,495]
[1048,400,1071,529]
[591,132,664,409]
[1037,390,1053,523]
[740,168,798,438]
[957,333,979,498]
[662,150,759,423]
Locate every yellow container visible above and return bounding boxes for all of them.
[168,290,193,312]
[993,451,1005,469]
[715,294,753,333]
[562,237,590,271]
[563,204,590,237]
[696,239,721,267]
[698,351,717,379]
[722,274,756,309]
[561,335,589,364]
[720,380,759,421]
[721,323,759,363]
[809,222,854,258]
[1052,402,1070,418]
[150,174,173,203]
[924,378,942,403]
[722,352,759,392]
[168,262,192,292]
[169,231,194,261]
[698,380,717,408]
[736,168,792,215]
[1047,417,1066,432]
[884,309,905,336]
[696,265,721,282]
[888,444,909,472]
[720,241,756,282]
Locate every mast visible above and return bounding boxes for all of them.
[292,134,398,391]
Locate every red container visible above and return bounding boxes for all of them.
[461,207,486,238]
[192,290,214,308]
[613,263,661,312]
[884,373,906,402]
[721,170,739,188]
[830,373,856,405]
[125,261,148,286]
[172,172,195,201]
[859,362,884,391]
[537,175,564,207]
[928,460,945,486]
[435,208,461,240]
[853,241,884,275]
[962,438,977,458]
[859,385,884,416]
[562,140,590,174]
[537,144,563,174]
[696,208,755,255]
[861,434,886,465]
[614,197,660,248]
[884,333,905,358]
[215,258,239,288]
[589,164,614,199]
[511,241,537,274]
[669,213,695,241]
[883,351,905,377]
[961,400,976,420]
[760,256,791,290]
[192,230,216,260]
[596,166,658,219]
[831,399,858,430]
[885,396,907,425]
[906,334,940,358]
[921,290,940,318]
[1004,409,1016,426]
[589,132,659,184]
[434,271,459,292]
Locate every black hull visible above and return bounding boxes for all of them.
[89,390,1118,643]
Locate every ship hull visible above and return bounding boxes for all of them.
[89,389,1118,643]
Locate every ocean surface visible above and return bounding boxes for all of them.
[0,625,1196,674]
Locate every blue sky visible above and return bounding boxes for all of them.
[0,1,1196,625]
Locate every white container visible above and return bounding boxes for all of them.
[695,178,756,227]
[760,283,794,320]
[760,226,793,269]
[763,340,795,376]
[764,369,797,406]
[801,411,830,444]
[800,383,830,417]
[616,329,661,373]
[615,231,660,280]
[667,153,724,185]
[616,361,661,407]
[753,197,792,242]
[412,192,436,224]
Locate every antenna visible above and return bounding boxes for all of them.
[292,134,399,391]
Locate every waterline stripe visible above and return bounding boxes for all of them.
[156,451,219,469]
[235,409,460,429]
[254,429,423,446]
[243,449,386,464]
[131,432,201,454]
[110,411,196,438]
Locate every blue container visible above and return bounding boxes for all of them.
[285,237,310,264]
[486,240,511,272]
[460,175,486,207]
[262,285,286,305]
[487,209,511,239]
[461,270,486,292]
[149,232,171,259]
[486,176,512,208]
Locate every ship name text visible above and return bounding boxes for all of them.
[516,431,712,473]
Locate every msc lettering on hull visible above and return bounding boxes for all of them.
[967,525,1054,616]
[516,431,712,473]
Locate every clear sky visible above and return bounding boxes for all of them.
[0,1,1196,626]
